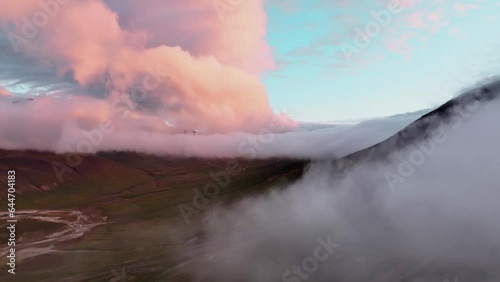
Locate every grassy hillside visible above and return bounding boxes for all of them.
[0,149,305,281]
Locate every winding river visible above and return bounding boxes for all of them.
[0,210,106,261]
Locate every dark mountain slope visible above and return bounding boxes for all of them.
[0,150,304,281]
[330,79,500,169]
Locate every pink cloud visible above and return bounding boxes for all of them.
[0,1,45,20]
[0,0,280,134]
[104,0,274,74]
[0,87,12,97]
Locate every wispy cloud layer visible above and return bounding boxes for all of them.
[185,93,500,281]
[0,90,423,159]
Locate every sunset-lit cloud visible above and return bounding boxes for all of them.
[0,86,12,97]
[0,0,498,150]
[0,0,279,134]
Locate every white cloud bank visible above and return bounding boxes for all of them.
[182,93,500,281]
[0,92,423,159]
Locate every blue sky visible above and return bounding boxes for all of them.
[262,0,500,122]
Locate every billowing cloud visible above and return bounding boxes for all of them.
[0,0,277,134]
[104,0,275,73]
[2,0,428,157]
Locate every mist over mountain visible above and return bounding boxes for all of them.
[182,80,500,282]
